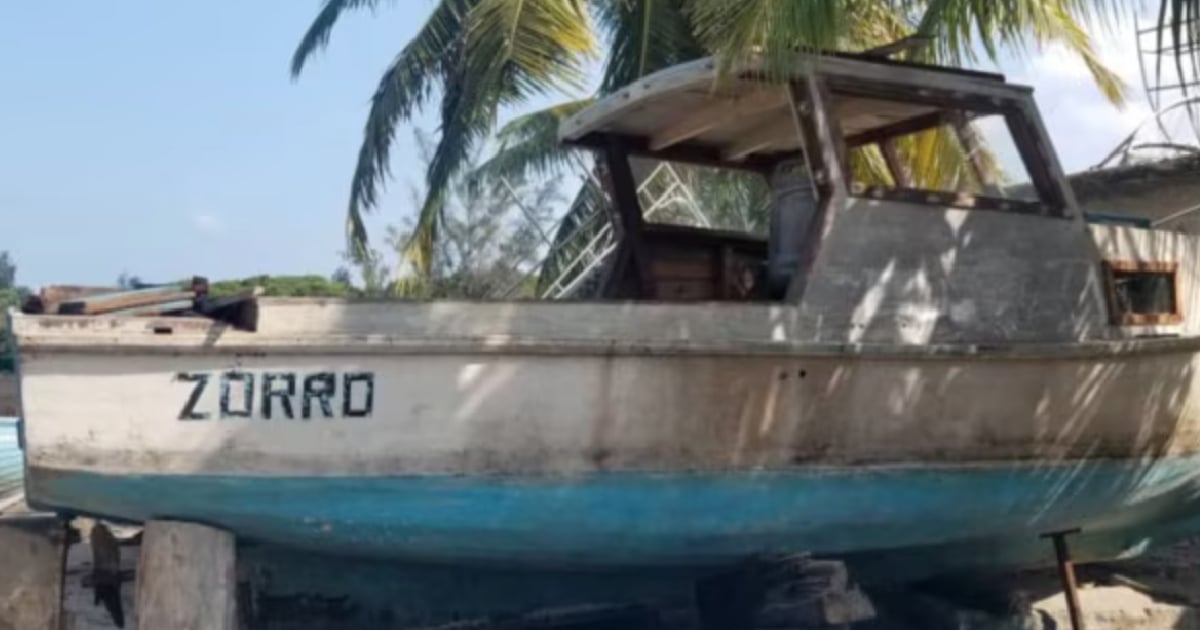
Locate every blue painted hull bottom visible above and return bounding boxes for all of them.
[27,455,1200,582]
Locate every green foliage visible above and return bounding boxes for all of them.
[0,253,15,291]
[341,129,561,299]
[293,0,1200,284]
[594,0,705,92]
[0,252,31,311]
[208,275,352,298]
[471,99,595,190]
[292,0,595,275]
[0,289,24,312]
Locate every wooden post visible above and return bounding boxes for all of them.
[0,514,70,630]
[779,76,846,302]
[600,137,655,299]
[1043,529,1086,630]
[135,520,236,630]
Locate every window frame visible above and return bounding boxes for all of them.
[825,80,1068,218]
[1101,260,1183,326]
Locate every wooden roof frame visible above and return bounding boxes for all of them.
[560,54,1031,163]
[559,53,1080,218]
[566,53,1084,301]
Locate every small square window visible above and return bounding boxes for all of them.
[1102,261,1182,326]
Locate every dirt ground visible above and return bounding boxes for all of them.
[4,500,1195,630]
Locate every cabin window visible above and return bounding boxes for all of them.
[1102,261,1182,326]
[833,93,1053,215]
[633,159,770,237]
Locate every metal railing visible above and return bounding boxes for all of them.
[495,162,719,300]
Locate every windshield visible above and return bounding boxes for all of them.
[833,93,1059,215]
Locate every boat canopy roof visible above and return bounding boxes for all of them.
[559,53,1036,170]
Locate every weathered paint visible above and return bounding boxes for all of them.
[15,337,1200,476]
[27,454,1200,572]
[796,199,1109,344]
[13,297,1200,572]
[174,370,374,421]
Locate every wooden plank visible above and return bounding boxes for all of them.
[844,110,953,148]
[778,77,844,302]
[0,514,69,630]
[653,279,716,301]
[848,184,1045,214]
[0,373,16,417]
[716,245,732,300]
[820,66,1023,110]
[651,255,718,282]
[824,52,1008,83]
[37,285,115,305]
[1006,102,1070,217]
[644,223,767,249]
[559,52,1031,148]
[567,133,779,173]
[601,138,656,298]
[58,287,194,316]
[23,285,116,315]
[649,88,787,151]
[723,117,797,162]
[806,75,850,193]
[135,520,236,630]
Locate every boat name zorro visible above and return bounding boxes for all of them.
[174,371,375,421]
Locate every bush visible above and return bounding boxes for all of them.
[207,275,352,298]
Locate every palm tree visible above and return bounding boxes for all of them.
[291,0,1199,279]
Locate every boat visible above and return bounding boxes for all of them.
[10,52,1200,583]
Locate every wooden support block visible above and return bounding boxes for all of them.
[0,514,70,630]
[0,373,17,418]
[135,520,236,630]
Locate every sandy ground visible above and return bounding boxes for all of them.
[62,539,137,630]
[54,536,1200,630]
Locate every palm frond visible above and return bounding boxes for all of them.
[339,0,474,260]
[911,0,1128,104]
[471,98,595,191]
[843,2,917,52]
[291,0,392,78]
[396,0,596,276]
[684,0,850,79]
[595,0,705,91]
[536,177,609,293]
[464,0,596,98]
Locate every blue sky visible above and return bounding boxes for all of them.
[1,2,1155,288]
[2,0,461,288]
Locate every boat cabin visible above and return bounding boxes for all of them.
[559,54,1199,345]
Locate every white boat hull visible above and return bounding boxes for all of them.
[12,300,1200,572]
